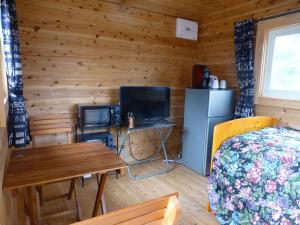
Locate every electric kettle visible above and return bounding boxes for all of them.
[209,75,219,89]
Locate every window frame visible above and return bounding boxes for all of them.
[0,36,8,128]
[254,13,300,110]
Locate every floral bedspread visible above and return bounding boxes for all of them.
[208,126,300,225]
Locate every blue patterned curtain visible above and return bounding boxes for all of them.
[233,19,255,119]
[1,0,30,147]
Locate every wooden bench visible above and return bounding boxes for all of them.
[71,193,180,225]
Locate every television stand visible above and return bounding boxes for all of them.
[119,121,176,180]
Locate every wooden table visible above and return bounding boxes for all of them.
[3,142,127,225]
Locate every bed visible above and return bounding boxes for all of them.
[208,117,300,225]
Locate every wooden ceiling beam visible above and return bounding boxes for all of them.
[98,0,226,21]
[192,0,225,10]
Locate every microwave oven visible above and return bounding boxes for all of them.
[77,104,121,128]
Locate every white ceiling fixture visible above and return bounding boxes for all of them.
[176,18,198,41]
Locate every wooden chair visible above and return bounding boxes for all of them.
[29,113,75,207]
[30,113,73,148]
[71,193,180,225]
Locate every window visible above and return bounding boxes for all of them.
[0,36,8,128]
[264,25,300,99]
[255,13,300,109]
[1,48,8,102]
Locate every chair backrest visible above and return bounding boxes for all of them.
[29,113,72,147]
[71,193,180,225]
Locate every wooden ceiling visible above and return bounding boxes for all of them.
[103,0,251,21]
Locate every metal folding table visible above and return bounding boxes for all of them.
[119,121,176,180]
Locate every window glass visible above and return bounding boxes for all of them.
[0,36,8,127]
[263,24,300,100]
[1,56,8,101]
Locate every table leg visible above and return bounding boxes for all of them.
[26,186,40,225]
[101,193,107,214]
[68,179,76,200]
[18,189,26,225]
[36,186,43,206]
[96,174,100,184]
[11,189,26,225]
[92,173,107,217]
[73,179,81,221]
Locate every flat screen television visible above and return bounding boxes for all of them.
[120,86,171,123]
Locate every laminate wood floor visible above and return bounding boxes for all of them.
[38,164,219,225]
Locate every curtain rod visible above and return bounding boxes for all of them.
[256,8,300,23]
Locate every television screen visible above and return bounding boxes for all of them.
[120,86,170,123]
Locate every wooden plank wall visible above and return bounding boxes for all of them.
[0,129,12,225]
[1,0,298,223]
[197,0,300,129]
[16,0,300,152]
[16,0,198,153]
